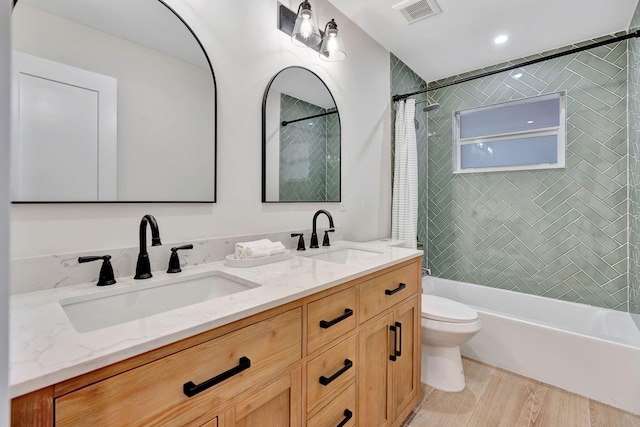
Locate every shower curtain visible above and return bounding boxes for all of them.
[392,99,418,243]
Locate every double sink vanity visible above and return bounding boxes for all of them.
[10,240,422,426]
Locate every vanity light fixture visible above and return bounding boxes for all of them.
[319,19,346,61]
[278,2,346,61]
[291,0,322,48]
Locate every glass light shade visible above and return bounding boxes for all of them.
[291,1,322,48]
[319,20,346,61]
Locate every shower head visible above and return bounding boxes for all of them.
[423,102,440,112]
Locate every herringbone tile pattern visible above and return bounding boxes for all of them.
[279,94,339,202]
[427,38,628,310]
[629,8,640,326]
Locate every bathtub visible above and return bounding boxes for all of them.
[422,276,640,415]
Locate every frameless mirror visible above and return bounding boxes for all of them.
[262,66,340,203]
[11,0,216,202]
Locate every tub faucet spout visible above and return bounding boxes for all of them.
[134,214,162,279]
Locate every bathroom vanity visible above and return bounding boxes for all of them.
[10,243,422,426]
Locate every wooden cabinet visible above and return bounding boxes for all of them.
[192,368,302,427]
[359,263,419,324]
[307,382,356,427]
[306,335,357,414]
[358,265,421,427]
[359,312,395,427]
[307,287,357,354]
[11,258,421,427]
[55,308,302,426]
[229,369,302,427]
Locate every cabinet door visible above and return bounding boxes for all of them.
[358,312,394,427]
[392,298,420,421]
[233,370,302,427]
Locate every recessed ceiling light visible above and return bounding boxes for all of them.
[527,120,534,124]
[494,34,508,44]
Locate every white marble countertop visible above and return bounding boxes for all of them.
[10,240,421,398]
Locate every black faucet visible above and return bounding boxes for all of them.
[78,255,116,286]
[291,233,306,251]
[167,244,193,273]
[310,209,335,248]
[134,214,162,279]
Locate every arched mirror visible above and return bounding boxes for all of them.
[11,0,216,202]
[262,66,341,203]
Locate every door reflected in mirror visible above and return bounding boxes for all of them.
[11,0,216,202]
[262,66,341,203]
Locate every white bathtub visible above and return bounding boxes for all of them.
[422,276,640,415]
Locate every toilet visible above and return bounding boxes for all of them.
[421,293,481,392]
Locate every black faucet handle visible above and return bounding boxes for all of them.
[167,244,194,273]
[78,255,116,286]
[291,233,306,251]
[322,228,335,246]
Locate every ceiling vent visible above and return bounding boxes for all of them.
[392,0,442,24]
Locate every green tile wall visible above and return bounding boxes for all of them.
[629,3,640,326]
[279,94,339,201]
[426,37,628,310]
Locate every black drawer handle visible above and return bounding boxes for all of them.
[389,324,398,361]
[183,356,251,397]
[395,321,402,357]
[337,409,353,427]
[320,308,354,329]
[385,282,406,295]
[319,359,353,386]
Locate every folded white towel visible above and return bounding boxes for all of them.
[235,239,286,259]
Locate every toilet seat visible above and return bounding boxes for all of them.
[422,294,478,323]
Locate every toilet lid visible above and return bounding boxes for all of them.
[421,294,478,323]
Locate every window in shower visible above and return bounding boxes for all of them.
[453,92,566,174]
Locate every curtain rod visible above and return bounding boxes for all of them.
[281,110,337,127]
[392,29,640,103]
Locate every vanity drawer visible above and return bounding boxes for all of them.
[307,334,357,413]
[359,263,419,323]
[307,381,356,427]
[308,287,357,354]
[55,308,302,426]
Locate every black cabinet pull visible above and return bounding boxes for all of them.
[183,356,251,397]
[336,409,353,427]
[385,282,406,295]
[395,321,402,357]
[320,308,354,329]
[319,359,353,386]
[389,325,398,361]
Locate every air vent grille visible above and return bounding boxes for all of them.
[393,0,442,24]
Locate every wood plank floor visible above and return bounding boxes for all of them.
[402,358,640,427]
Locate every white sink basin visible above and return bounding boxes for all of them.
[304,247,385,264]
[60,272,259,333]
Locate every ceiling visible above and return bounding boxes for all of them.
[327,0,638,83]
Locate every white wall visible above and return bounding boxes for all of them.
[10,0,392,262]
[1,0,10,422]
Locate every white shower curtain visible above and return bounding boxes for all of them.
[392,99,418,244]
